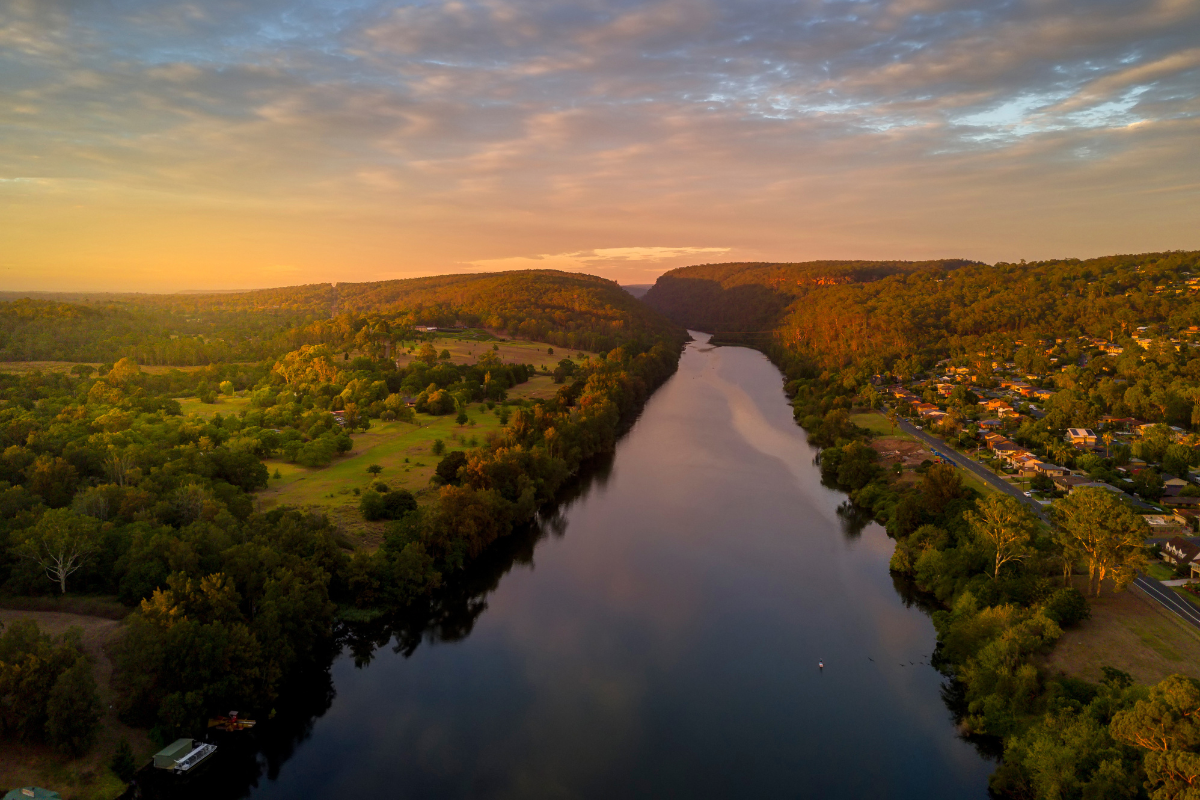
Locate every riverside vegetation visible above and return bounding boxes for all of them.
[0,271,685,792]
[648,251,1200,800]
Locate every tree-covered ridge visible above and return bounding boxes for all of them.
[646,251,1200,374]
[643,259,975,333]
[0,270,681,365]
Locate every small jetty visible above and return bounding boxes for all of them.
[153,738,217,774]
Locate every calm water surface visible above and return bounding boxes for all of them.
[243,334,992,798]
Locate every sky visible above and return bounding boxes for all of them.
[2,0,1199,292]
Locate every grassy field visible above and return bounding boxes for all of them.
[507,374,563,401]
[851,411,913,440]
[394,335,594,371]
[1042,583,1200,685]
[175,394,253,418]
[257,402,506,545]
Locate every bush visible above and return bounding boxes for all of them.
[111,737,137,781]
[1044,587,1090,627]
[433,451,468,486]
[46,657,103,757]
[432,439,445,456]
[361,489,417,521]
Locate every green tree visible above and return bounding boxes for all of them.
[964,494,1038,580]
[45,656,103,757]
[219,380,235,395]
[367,464,383,476]
[1053,488,1149,596]
[15,509,102,594]
[1111,675,1200,800]
[416,342,438,366]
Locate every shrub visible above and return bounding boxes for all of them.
[1043,587,1090,627]
[111,737,137,781]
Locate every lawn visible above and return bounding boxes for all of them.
[507,374,563,401]
[1147,562,1179,581]
[850,411,913,439]
[174,394,253,418]
[257,401,506,543]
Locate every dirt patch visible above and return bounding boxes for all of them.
[1040,586,1200,685]
[0,609,151,799]
[870,436,933,468]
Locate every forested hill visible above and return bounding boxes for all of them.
[642,259,976,334]
[0,270,683,364]
[644,252,1200,372]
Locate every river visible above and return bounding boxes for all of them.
[183,334,994,798]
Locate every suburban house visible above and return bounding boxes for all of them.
[1163,496,1200,509]
[1052,475,1093,493]
[1065,428,1098,446]
[1144,516,1190,538]
[1161,536,1200,568]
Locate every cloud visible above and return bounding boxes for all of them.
[0,0,1198,290]
[466,246,732,273]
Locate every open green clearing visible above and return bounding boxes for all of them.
[175,394,253,418]
[394,335,594,371]
[851,411,913,440]
[507,374,562,401]
[258,402,506,539]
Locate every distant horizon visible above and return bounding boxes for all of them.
[3,1,1197,292]
[3,249,1195,296]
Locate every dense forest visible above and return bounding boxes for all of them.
[0,271,672,365]
[648,250,1200,799]
[0,271,687,773]
[642,259,977,335]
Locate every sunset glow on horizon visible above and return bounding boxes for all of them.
[3,0,1199,292]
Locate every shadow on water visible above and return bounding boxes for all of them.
[123,451,617,800]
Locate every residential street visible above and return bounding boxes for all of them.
[894,417,1046,517]
[1133,576,1200,630]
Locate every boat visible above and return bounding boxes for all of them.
[153,738,218,774]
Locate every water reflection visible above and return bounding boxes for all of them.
[132,337,995,799]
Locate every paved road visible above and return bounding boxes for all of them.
[891,415,1200,624]
[1133,576,1200,630]
[895,417,1046,517]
